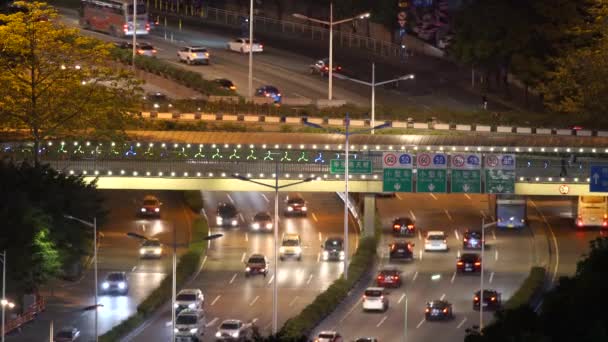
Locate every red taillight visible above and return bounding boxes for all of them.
[425,308,430,313]
[390,244,395,251]
[457,261,464,266]
[491,297,496,301]
[394,275,399,279]
[152,49,157,53]
[123,24,128,32]
[407,225,414,229]
[474,296,479,301]
[577,216,583,227]
[377,275,383,280]
[443,308,448,313]
[145,23,150,31]
[407,244,413,251]
[393,224,400,230]
[259,44,263,48]
[463,238,468,242]
[137,49,144,54]
[337,66,342,70]
[474,261,481,266]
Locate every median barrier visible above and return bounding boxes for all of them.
[456,124,471,131]
[221,114,238,121]
[208,95,239,103]
[535,128,552,135]
[285,117,302,124]
[555,129,573,136]
[282,97,314,106]
[497,126,513,133]
[392,121,408,128]
[328,118,343,126]
[243,115,261,122]
[475,125,491,132]
[316,99,347,108]
[435,123,451,130]
[180,113,196,120]
[516,127,533,134]
[141,112,151,118]
[265,116,282,123]
[201,114,216,121]
[504,266,546,310]
[307,117,324,125]
[350,119,365,127]
[253,97,275,105]
[576,130,592,137]
[413,122,429,129]
[598,131,608,137]
[157,112,173,120]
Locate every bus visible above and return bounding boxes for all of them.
[495,195,527,229]
[78,0,149,37]
[576,196,608,228]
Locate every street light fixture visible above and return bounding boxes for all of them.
[480,218,497,331]
[340,63,414,133]
[303,116,390,280]
[293,3,371,100]
[63,215,98,342]
[1,250,6,342]
[233,168,315,334]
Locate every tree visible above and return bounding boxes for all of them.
[0,1,141,165]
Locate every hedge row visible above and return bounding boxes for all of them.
[279,236,377,339]
[503,266,546,310]
[99,193,208,341]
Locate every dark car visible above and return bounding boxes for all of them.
[214,78,236,91]
[354,339,378,342]
[457,253,481,273]
[245,254,268,277]
[250,211,273,232]
[284,194,307,216]
[392,217,416,236]
[255,85,281,103]
[389,241,414,260]
[216,202,239,227]
[425,300,454,320]
[53,327,80,341]
[321,237,344,261]
[138,195,161,217]
[463,230,484,249]
[376,269,402,288]
[473,289,502,310]
[100,272,128,295]
[310,58,342,76]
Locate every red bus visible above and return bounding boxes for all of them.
[78,0,149,37]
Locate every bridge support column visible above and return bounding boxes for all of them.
[363,194,376,238]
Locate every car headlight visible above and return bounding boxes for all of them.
[118,282,126,289]
[154,248,162,254]
[140,208,146,212]
[154,208,160,212]
[174,303,179,308]
[295,247,302,254]
[216,217,223,224]
[102,282,109,289]
[340,251,345,260]
[301,206,307,211]
[266,223,273,229]
[287,206,293,211]
[246,266,251,272]
[188,303,196,309]
[190,328,198,334]
[231,219,238,226]
[174,328,178,333]
[322,251,328,260]
[215,331,222,338]
[139,248,145,255]
[279,247,285,253]
[252,223,260,229]
[231,332,239,338]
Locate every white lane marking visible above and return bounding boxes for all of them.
[457,249,461,258]
[205,317,218,327]
[141,224,146,231]
[317,253,321,263]
[418,230,422,241]
[409,210,416,220]
[489,272,495,284]
[412,271,418,282]
[261,194,269,203]
[312,212,319,222]
[464,194,472,200]
[495,249,499,261]
[211,295,221,306]
[492,231,497,240]
[454,229,460,240]
[376,315,388,327]
[131,266,137,272]
[440,293,446,300]
[416,318,425,328]
[288,296,299,307]
[245,232,249,242]
[249,296,260,306]
[429,193,438,200]
[306,274,313,284]
[396,193,403,200]
[268,275,275,285]
[339,296,364,323]
[450,272,456,284]
[227,194,234,204]
[241,252,246,263]
[239,213,245,222]
[456,317,467,329]
[201,208,207,220]
[318,232,322,242]
[229,273,237,284]
[444,209,453,221]
[530,199,559,284]
[201,256,207,269]
[398,293,406,303]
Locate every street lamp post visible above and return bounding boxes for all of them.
[248,0,253,99]
[64,216,98,342]
[403,293,408,342]
[1,250,6,342]
[0,296,15,342]
[293,5,370,100]
[233,166,314,334]
[480,218,496,331]
[132,0,137,67]
[304,116,390,279]
[340,63,414,133]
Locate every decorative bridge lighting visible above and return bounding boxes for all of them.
[335,175,340,179]
[146,171,151,176]
[439,146,443,151]
[249,144,254,148]
[574,178,579,182]
[348,175,352,179]
[272,173,276,178]
[592,148,597,153]
[183,172,188,176]
[586,178,590,182]
[560,178,565,182]
[502,147,507,152]
[426,146,431,151]
[535,177,540,181]
[107,171,112,176]
[209,173,213,177]
[48,142,53,146]
[361,175,366,179]
[221,173,226,177]
[259,173,264,177]
[287,145,292,149]
[401,146,406,150]
[414,146,418,150]
[212,144,217,148]
[247,173,252,177]
[339,145,343,149]
[262,144,267,149]
[82,170,87,175]
[527,148,532,152]
[579,148,583,152]
[161,143,166,147]
[363,145,368,150]
[187,144,191,148]
[86,141,91,146]
[171,172,176,176]
[237,144,241,148]
[389,146,393,150]
[312,145,317,149]
[515,147,520,152]
[120,170,125,175]
[566,148,571,152]
[477,147,482,151]
[285,173,290,178]
[373,175,378,179]
[197,172,201,177]
[323,174,328,179]
[541,148,545,152]
[548,177,553,181]
[149,143,154,147]
[451,146,456,151]
[376,145,381,150]
[133,171,138,176]
[519,177,524,181]
[274,144,279,149]
[465,147,469,151]
[298,174,303,178]
[73,141,78,146]
[158,172,163,176]
[94,170,99,175]
[490,147,495,151]
[224,144,229,148]
[554,148,559,152]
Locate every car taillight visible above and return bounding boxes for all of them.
[137,49,144,54]
[145,23,150,31]
[474,296,479,301]
[394,275,399,279]
[407,225,414,229]
[457,261,464,265]
[491,297,496,301]
[393,224,400,230]
[443,240,447,244]
[337,66,342,70]
[425,308,430,313]
[408,244,413,251]
[259,44,263,48]
[377,275,383,280]
[443,308,448,313]
[123,24,128,32]
[474,261,481,266]
[463,238,468,242]
[577,216,583,227]
[152,49,157,53]
[390,244,395,251]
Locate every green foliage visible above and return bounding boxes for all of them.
[503,266,545,310]
[183,190,203,213]
[98,313,145,342]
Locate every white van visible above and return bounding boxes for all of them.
[576,196,608,228]
[175,309,206,342]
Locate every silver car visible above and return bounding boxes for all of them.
[215,319,251,341]
[178,46,210,65]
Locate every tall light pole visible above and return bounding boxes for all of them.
[480,218,496,331]
[304,116,390,279]
[64,215,98,342]
[1,250,6,342]
[341,63,414,133]
[233,168,315,334]
[132,0,137,67]
[403,292,408,342]
[248,0,253,99]
[293,6,370,100]
[0,296,15,342]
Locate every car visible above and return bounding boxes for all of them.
[138,195,161,217]
[284,193,306,216]
[255,85,282,103]
[463,230,484,249]
[175,309,206,342]
[139,238,162,258]
[425,300,454,320]
[136,42,157,57]
[216,202,239,227]
[310,58,342,76]
[321,237,344,261]
[214,78,236,91]
[177,46,210,65]
[354,338,378,342]
[54,327,80,341]
[389,241,414,260]
[376,269,402,288]
[215,319,252,341]
[457,253,482,273]
[392,217,415,236]
[424,231,448,251]
[100,272,128,295]
[362,287,388,312]
[227,37,263,53]
[314,331,343,342]
[279,233,302,261]
[143,91,172,110]
[175,288,204,314]
[250,211,273,232]
[245,254,268,277]
[473,289,502,310]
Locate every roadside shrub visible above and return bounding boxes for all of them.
[504,266,546,310]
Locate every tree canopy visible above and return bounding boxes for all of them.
[0,1,141,164]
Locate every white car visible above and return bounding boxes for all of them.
[425,231,448,251]
[175,289,204,314]
[215,319,251,341]
[139,238,162,258]
[315,331,343,342]
[175,309,206,342]
[362,287,388,312]
[177,46,210,65]
[279,233,302,261]
[226,38,263,53]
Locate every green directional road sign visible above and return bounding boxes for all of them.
[383,169,413,192]
[330,159,372,174]
[416,169,447,193]
[485,169,516,194]
[451,170,481,193]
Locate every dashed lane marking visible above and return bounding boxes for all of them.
[495,249,499,261]
[419,250,423,260]
[239,213,245,222]
[288,296,299,307]
[396,193,402,200]
[492,231,497,240]
[398,293,406,303]
[409,210,416,220]
[412,271,418,282]
[416,318,425,328]
[261,194,269,203]
[429,193,438,200]
[317,253,321,263]
[312,213,319,222]
[444,209,453,221]
[489,271,495,284]
[227,194,234,204]
[241,252,246,263]
[211,295,221,306]
[454,229,460,240]
[376,315,388,327]
[229,273,237,284]
[456,317,467,329]
[206,317,218,327]
[450,272,456,284]
[306,274,313,285]
[249,296,260,306]
[418,230,422,241]
[464,194,472,200]
[440,293,446,300]
[268,275,275,285]
[318,232,322,242]
[245,232,248,242]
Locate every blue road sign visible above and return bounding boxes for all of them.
[590,165,608,192]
